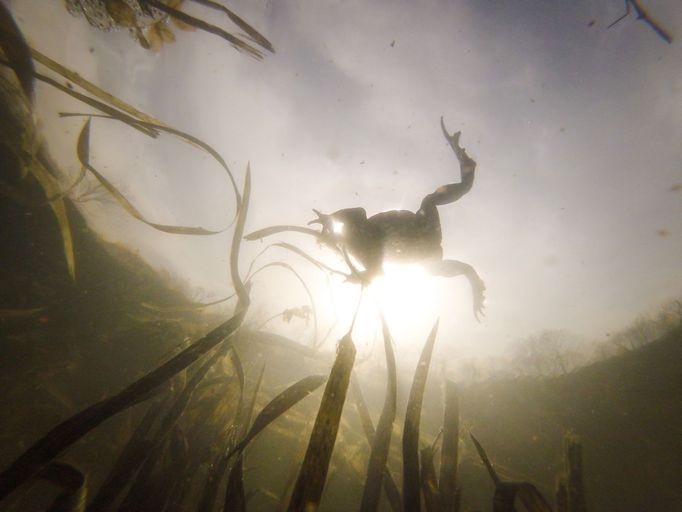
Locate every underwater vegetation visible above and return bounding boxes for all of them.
[1,2,681,511]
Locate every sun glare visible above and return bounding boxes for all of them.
[332,262,441,351]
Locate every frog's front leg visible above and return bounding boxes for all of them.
[425,259,486,321]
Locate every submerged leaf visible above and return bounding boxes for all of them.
[359,315,398,512]
[226,374,327,461]
[0,3,35,102]
[30,150,76,280]
[61,111,242,220]
[37,462,87,512]
[88,398,169,511]
[75,119,225,235]
[421,442,442,512]
[469,433,500,486]
[244,225,324,242]
[118,346,229,511]
[139,0,264,59]
[287,335,356,512]
[439,380,460,512]
[403,320,439,512]
[0,169,252,501]
[224,455,246,512]
[248,261,318,345]
[187,0,274,52]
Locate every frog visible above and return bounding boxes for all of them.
[308,118,486,320]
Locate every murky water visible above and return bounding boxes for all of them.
[1,1,681,511]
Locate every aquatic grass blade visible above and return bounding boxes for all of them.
[226,374,327,461]
[0,3,35,101]
[241,364,266,434]
[403,320,440,512]
[470,433,552,512]
[117,346,229,511]
[186,0,275,52]
[359,314,398,512]
[492,482,553,512]
[244,225,324,242]
[199,373,324,512]
[76,120,226,236]
[32,73,158,138]
[287,335,356,512]
[30,152,76,280]
[230,348,246,416]
[248,261,318,345]
[350,376,401,512]
[421,443,442,512]
[62,113,242,215]
[139,0,264,59]
[196,360,260,512]
[469,433,500,486]
[223,455,246,512]
[30,47,164,128]
[439,380,460,512]
[0,167,251,502]
[87,397,169,511]
[272,242,349,278]
[38,462,87,512]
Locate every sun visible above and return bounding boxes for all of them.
[331,262,442,350]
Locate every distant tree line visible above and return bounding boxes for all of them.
[453,298,682,383]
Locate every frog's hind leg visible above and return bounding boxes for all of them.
[418,118,477,215]
[425,259,486,321]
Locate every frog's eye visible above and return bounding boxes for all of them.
[332,221,345,235]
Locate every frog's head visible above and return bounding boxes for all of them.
[308,208,367,240]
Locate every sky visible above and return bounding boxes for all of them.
[10,0,682,365]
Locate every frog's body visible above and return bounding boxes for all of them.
[311,118,486,319]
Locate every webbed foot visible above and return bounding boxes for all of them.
[425,259,486,322]
[440,116,476,174]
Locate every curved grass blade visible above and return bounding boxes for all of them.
[226,374,327,461]
[61,112,241,213]
[470,434,552,512]
[30,47,164,127]
[359,314,399,512]
[197,363,262,512]
[139,0,263,59]
[0,167,251,502]
[87,397,169,511]
[492,482,553,512]
[186,0,274,52]
[241,364,266,433]
[140,292,236,313]
[38,462,87,512]
[439,379,460,512]
[469,432,500,486]
[229,348,246,416]
[75,119,226,235]
[421,437,442,512]
[351,376,401,512]
[403,320,439,512]
[223,454,246,512]
[272,242,350,278]
[230,165,250,305]
[117,346,229,511]
[248,261,318,346]
[0,3,34,102]
[45,124,88,203]
[287,335,356,512]
[251,331,324,361]
[31,73,157,138]
[516,483,553,512]
[244,225,324,242]
[30,151,76,280]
